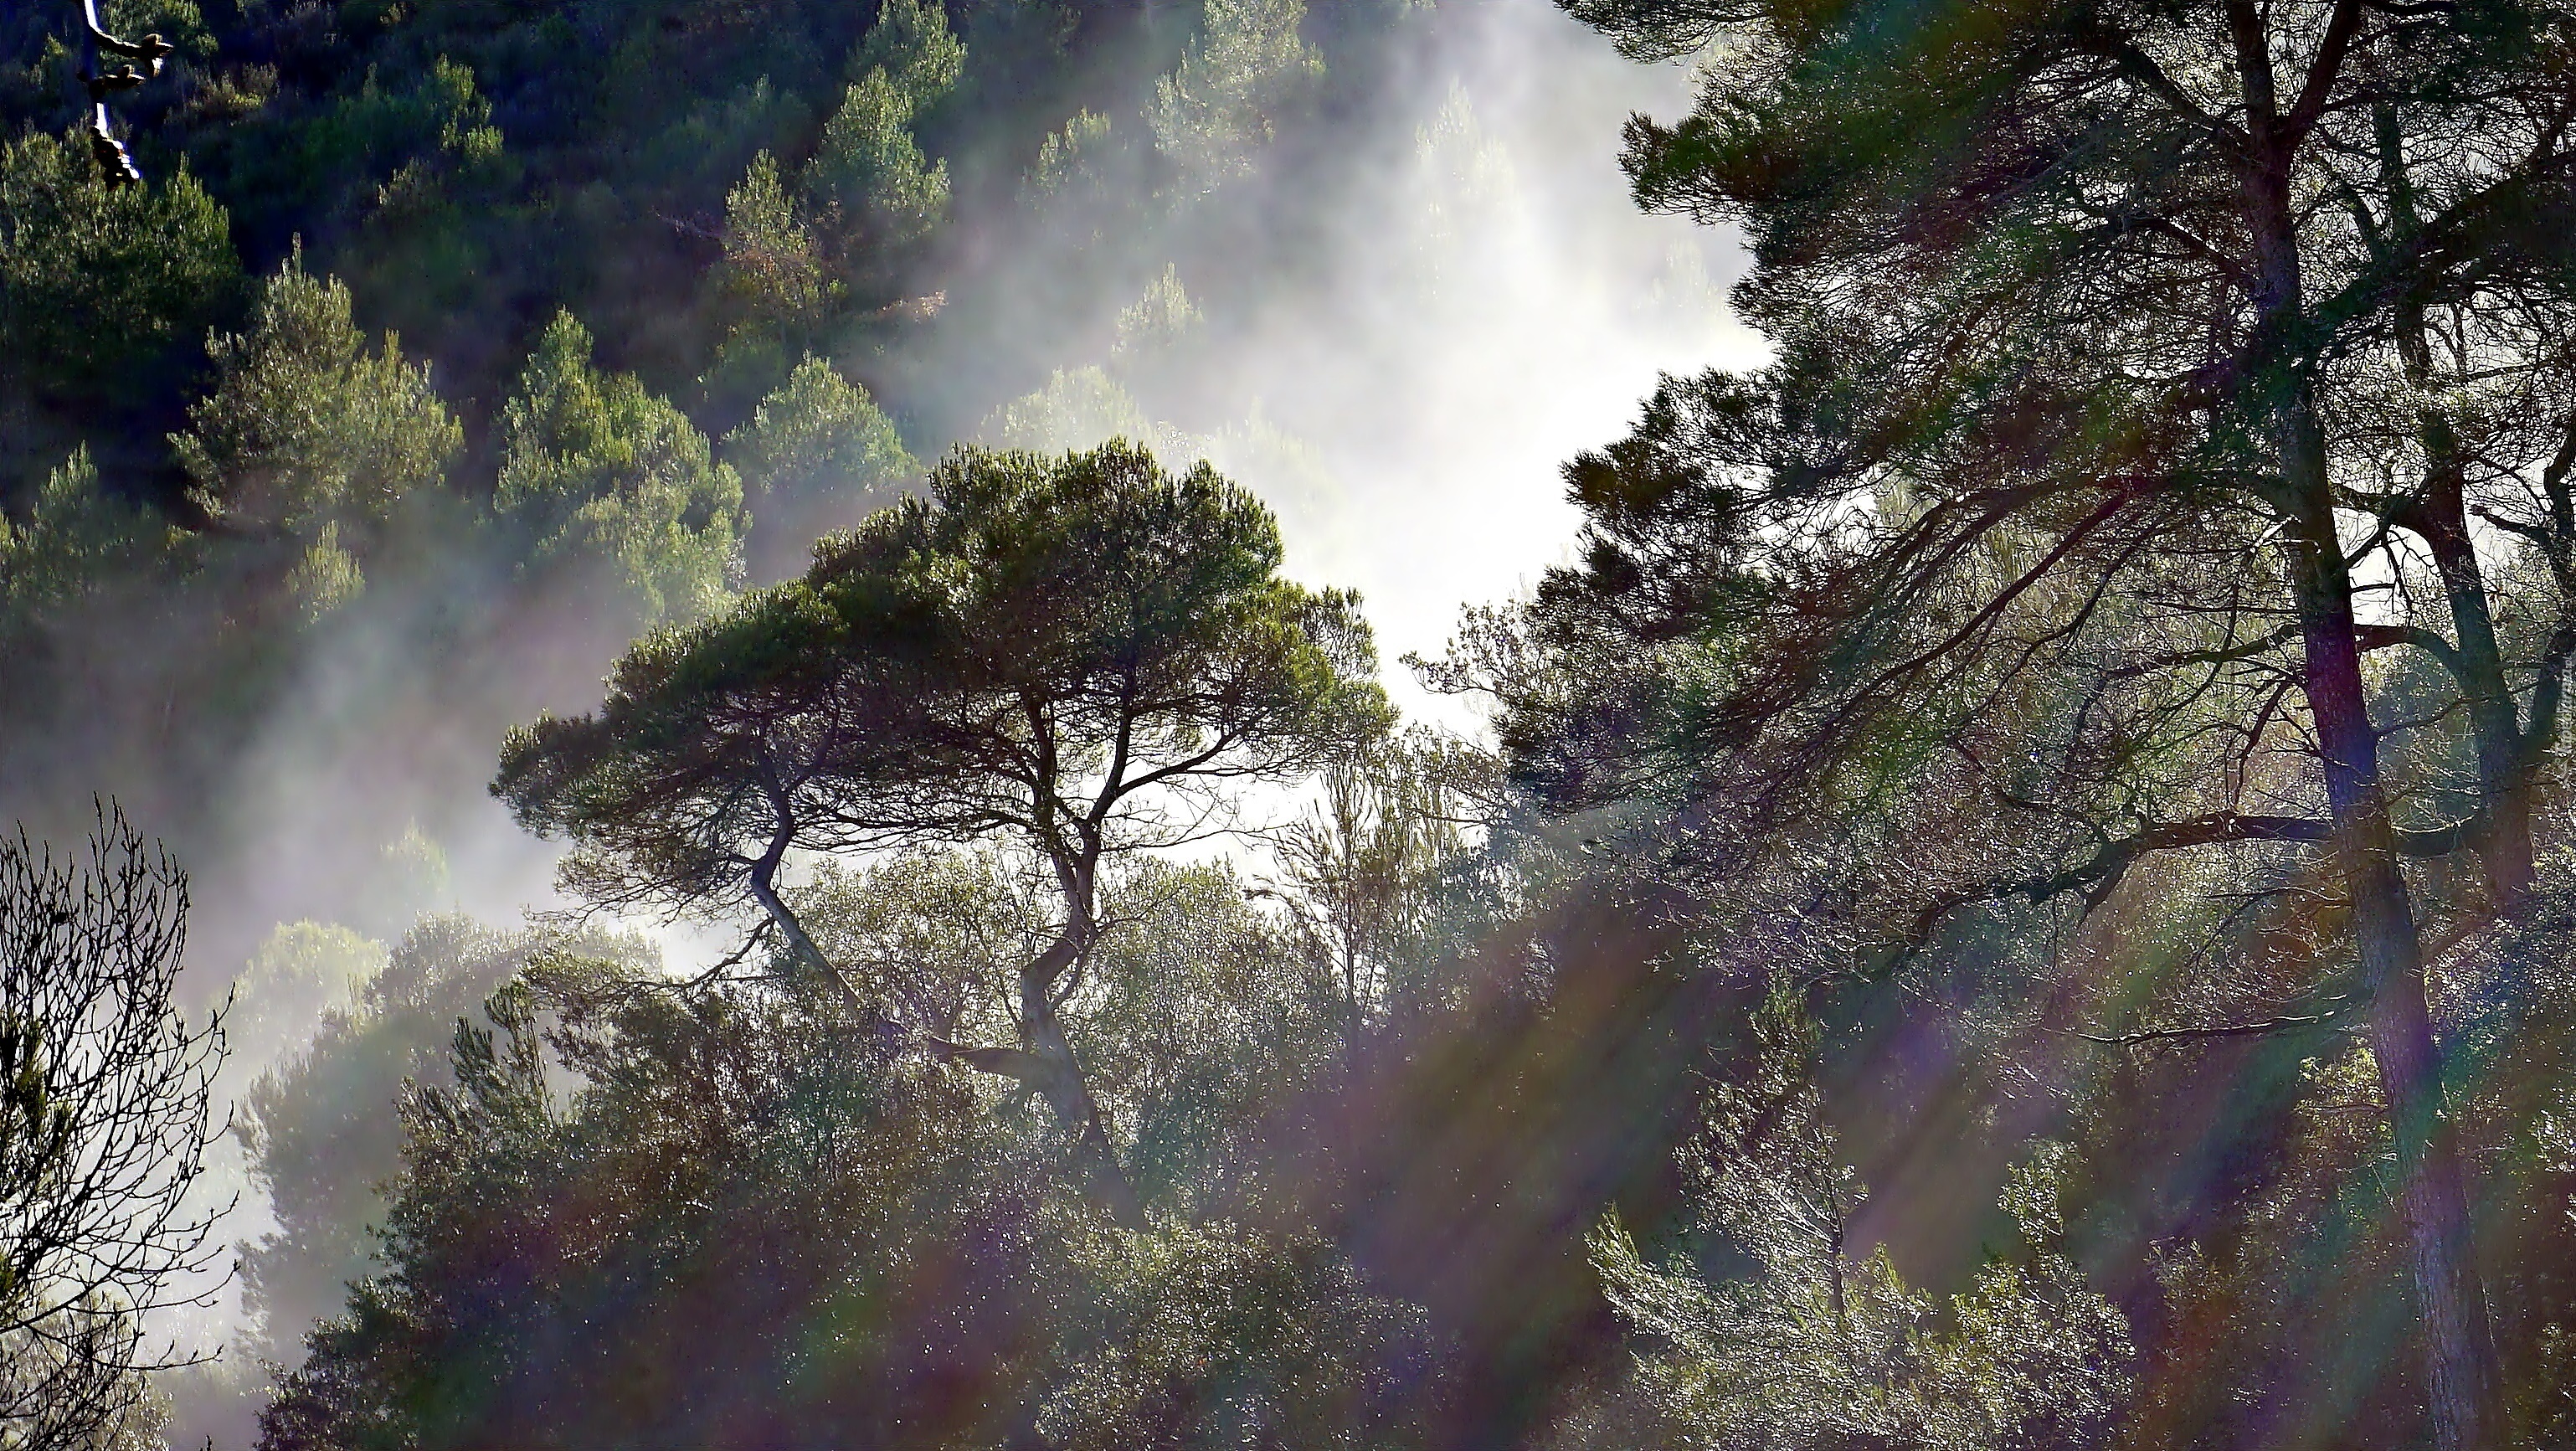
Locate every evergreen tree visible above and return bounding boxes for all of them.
[258,867,1443,1451]
[495,311,746,623]
[492,440,1390,1223]
[1587,998,2132,1451]
[1522,7,2576,1441]
[806,0,965,273]
[851,0,967,115]
[239,917,653,1369]
[0,131,234,400]
[715,152,834,363]
[172,249,460,613]
[809,70,951,259]
[1149,0,1324,187]
[0,449,171,630]
[722,357,913,579]
[0,129,234,486]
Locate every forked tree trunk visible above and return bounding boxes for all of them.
[1020,998,1147,1229]
[2285,436,2500,1451]
[2243,49,2501,1426]
[2375,101,2541,918]
[747,809,1148,1227]
[1012,898,1147,1228]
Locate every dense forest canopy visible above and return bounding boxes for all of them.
[6,1,2576,1450]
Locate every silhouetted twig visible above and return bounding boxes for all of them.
[75,0,173,185]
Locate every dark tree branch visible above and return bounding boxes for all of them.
[0,802,229,1447]
[1896,808,2481,953]
[2055,1011,2346,1047]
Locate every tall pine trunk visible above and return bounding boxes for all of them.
[2283,414,2499,1451]
[2243,58,2501,1429]
[2414,461,2540,916]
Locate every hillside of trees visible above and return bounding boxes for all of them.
[8,3,2576,1451]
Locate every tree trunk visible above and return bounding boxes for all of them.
[993,900,1144,1227]
[2383,108,2539,916]
[2284,430,2499,1451]
[747,816,877,1016]
[2414,462,2540,915]
[1021,1001,1148,1229]
[2242,62,2501,1433]
[916,986,1147,1227]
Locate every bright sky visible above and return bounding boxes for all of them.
[1172,0,1761,728]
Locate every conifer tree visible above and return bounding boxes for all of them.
[722,357,913,579]
[1529,5,2576,1444]
[495,311,746,623]
[173,250,460,614]
[494,440,1389,1222]
[1149,0,1324,186]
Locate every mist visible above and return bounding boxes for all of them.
[0,0,1742,1423]
[143,0,1737,973]
[147,1,1740,989]
[16,4,2569,1448]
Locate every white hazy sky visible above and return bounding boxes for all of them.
[1257,0,1761,729]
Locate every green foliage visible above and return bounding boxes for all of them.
[315,59,503,192]
[1041,1217,1449,1451]
[30,3,2564,1446]
[1111,264,1203,360]
[0,129,235,401]
[1028,110,1114,197]
[239,916,654,1367]
[796,847,1041,1053]
[717,152,833,348]
[804,850,1339,1206]
[799,849,1343,1210]
[350,59,512,247]
[722,356,914,578]
[808,69,950,257]
[260,958,1048,1451]
[724,356,913,503]
[0,450,172,628]
[214,55,512,272]
[173,249,461,544]
[799,0,966,270]
[255,858,1458,1451]
[101,0,213,60]
[226,921,387,1081]
[1588,997,2133,1451]
[978,367,1172,455]
[1149,0,1324,186]
[0,1014,64,1323]
[494,440,1386,1226]
[496,438,1388,934]
[851,0,968,115]
[1268,730,1479,1026]
[280,521,365,620]
[495,311,746,622]
[1509,9,2576,1444]
[1074,860,1340,1207]
[360,823,455,934]
[694,0,960,388]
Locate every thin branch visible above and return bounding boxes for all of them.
[2055,1011,2346,1047]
